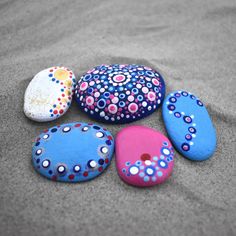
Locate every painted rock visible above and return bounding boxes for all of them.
[24,66,76,122]
[162,90,216,161]
[115,126,174,187]
[74,64,165,123]
[32,122,114,182]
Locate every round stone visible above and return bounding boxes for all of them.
[32,122,114,182]
[115,125,174,187]
[24,66,76,122]
[75,64,165,124]
[162,90,216,161]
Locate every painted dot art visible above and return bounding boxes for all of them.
[165,90,203,152]
[74,64,165,123]
[32,122,114,182]
[47,67,76,119]
[121,142,174,183]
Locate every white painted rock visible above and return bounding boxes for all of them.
[24,66,76,122]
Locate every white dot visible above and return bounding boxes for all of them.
[74,165,80,172]
[83,126,89,131]
[96,132,104,138]
[36,149,42,155]
[145,160,152,166]
[130,166,139,175]
[58,166,65,173]
[90,160,97,168]
[160,161,166,167]
[101,147,108,154]
[43,134,49,139]
[42,160,50,168]
[146,168,154,175]
[100,111,105,117]
[142,101,147,107]
[63,127,71,132]
[163,148,170,155]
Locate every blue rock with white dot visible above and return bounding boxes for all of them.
[32,122,114,182]
[162,90,216,161]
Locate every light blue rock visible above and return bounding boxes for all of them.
[32,122,114,182]
[162,90,216,161]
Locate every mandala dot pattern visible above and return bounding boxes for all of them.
[74,64,165,123]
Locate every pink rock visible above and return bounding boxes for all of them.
[115,126,174,187]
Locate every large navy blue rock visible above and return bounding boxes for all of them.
[74,64,165,123]
[32,122,114,182]
[162,90,216,161]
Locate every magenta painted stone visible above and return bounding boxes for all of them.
[115,126,174,187]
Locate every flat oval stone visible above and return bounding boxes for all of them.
[75,64,165,123]
[162,90,216,161]
[115,126,174,187]
[32,122,114,182]
[24,66,76,122]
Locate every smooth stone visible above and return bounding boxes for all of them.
[24,66,76,122]
[32,122,114,182]
[115,126,174,187]
[75,64,165,124]
[162,90,216,161]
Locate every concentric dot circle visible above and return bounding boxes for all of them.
[43,134,49,139]
[185,134,192,140]
[162,147,170,156]
[96,131,104,138]
[35,149,42,155]
[63,126,71,133]
[181,143,190,151]
[174,92,181,97]
[167,104,175,111]
[169,97,177,103]
[188,127,196,134]
[128,103,138,113]
[42,159,50,168]
[57,165,66,174]
[174,112,181,118]
[82,126,89,132]
[183,116,192,124]
[197,100,203,106]
[181,91,188,96]
[129,166,139,175]
[88,160,97,168]
[113,74,126,83]
[101,146,108,154]
[145,167,155,176]
[158,160,168,169]
[73,165,81,173]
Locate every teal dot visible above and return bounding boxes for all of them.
[144,176,150,182]
[139,172,145,177]
[140,166,144,170]
[153,156,158,161]
[152,177,157,182]
[160,155,164,159]
[157,171,163,177]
